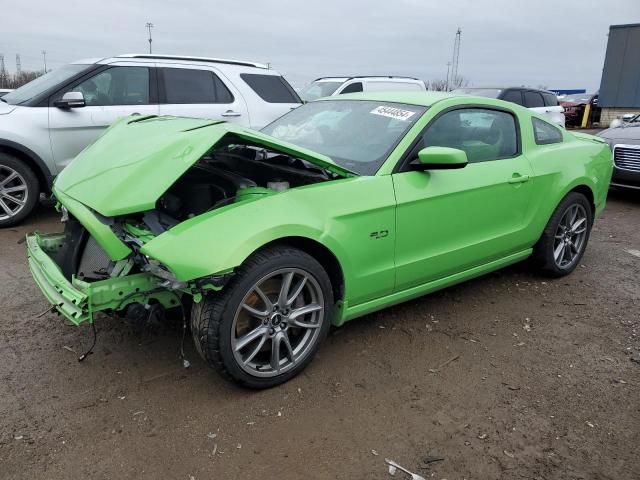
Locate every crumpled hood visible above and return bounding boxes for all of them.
[54,116,355,217]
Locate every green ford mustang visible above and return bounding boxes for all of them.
[26,92,613,388]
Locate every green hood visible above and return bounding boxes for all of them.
[54,116,355,217]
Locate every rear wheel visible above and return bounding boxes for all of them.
[0,154,39,227]
[191,247,333,389]
[531,192,593,277]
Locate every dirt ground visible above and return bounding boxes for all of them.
[1,191,638,480]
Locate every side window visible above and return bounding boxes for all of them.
[501,90,524,106]
[240,73,301,103]
[523,91,544,108]
[542,92,559,106]
[421,108,518,163]
[339,82,363,94]
[162,68,234,104]
[532,117,563,145]
[72,67,149,106]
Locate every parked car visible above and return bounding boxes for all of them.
[27,91,612,388]
[452,87,565,127]
[300,76,426,101]
[559,93,600,128]
[0,89,13,98]
[0,54,301,227]
[598,115,640,189]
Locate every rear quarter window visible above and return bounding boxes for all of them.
[240,73,301,103]
[532,117,563,145]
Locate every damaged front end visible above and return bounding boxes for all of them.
[26,116,351,326]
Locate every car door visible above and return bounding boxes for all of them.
[48,64,159,170]
[157,65,249,125]
[541,92,566,127]
[392,106,535,292]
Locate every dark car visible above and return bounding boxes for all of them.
[559,93,600,128]
[598,115,640,190]
[452,87,565,126]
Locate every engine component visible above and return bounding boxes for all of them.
[267,181,290,192]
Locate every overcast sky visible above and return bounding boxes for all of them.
[2,0,638,91]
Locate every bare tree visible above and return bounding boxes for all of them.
[427,75,469,91]
[4,70,44,89]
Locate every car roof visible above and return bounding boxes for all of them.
[72,54,268,69]
[314,76,421,83]
[457,86,557,94]
[318,91,460,107]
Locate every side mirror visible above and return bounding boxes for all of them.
[54,91,86,109]
[412,146,468,170]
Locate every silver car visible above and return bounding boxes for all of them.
[598,115,640,190]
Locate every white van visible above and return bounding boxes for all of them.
[301,76,426,101]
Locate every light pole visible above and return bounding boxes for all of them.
[42,50,47,73]
[146,23,154,54]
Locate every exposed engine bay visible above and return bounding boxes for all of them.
[55,139,338,285]
[156,138,335,224]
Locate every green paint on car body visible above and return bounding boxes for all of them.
[27,92,613,327]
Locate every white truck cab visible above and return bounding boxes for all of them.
[301,76,426,101]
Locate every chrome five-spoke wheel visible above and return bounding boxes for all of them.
[190,247,333,388]
[553,203,588,269]
[0,165,28,222]
[231,268,324,378]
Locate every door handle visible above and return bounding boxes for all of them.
[221,110,242,117]
[508,173,530,184]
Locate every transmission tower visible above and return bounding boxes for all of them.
[450,28,462,90]
[16,54,22,75]
[0,54,6,88]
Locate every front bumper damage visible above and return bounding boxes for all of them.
[27,232,181,325]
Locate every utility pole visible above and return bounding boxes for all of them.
[16,54,22,75]
[450,28,462,90]
[445,62,451,91]
[0,54,5,88]
[42,50,47,73]
[146,22,154,53]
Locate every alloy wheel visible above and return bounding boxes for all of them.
[553,203,588,269]
[231,268,325,378]
[0,165,28,221]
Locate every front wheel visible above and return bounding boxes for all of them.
[531,192,593,277]
[0,153,40,227]
[191,247,333,389]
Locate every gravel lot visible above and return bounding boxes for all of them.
[1,190,638,480]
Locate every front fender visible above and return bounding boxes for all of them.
[140,188,353,282]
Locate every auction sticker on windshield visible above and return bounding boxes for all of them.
[370,106,417,121]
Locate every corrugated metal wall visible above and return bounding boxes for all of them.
[599,24,640,108]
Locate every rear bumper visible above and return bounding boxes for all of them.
[27,232,179,326]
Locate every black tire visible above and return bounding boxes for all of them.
[191,246,334,389]
[531,192,593,277]
[0,153,40,228]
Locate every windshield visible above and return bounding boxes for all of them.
[452,88,502,98]
[562,94,593,103]
[262,100,426,175]
[2,64,91,105]
[300,81,343,101]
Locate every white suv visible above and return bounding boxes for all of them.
[300,76,426,101]
[452,87,565,127]
[0,54,302,226]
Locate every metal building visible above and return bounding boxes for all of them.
[599,23,640,126]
